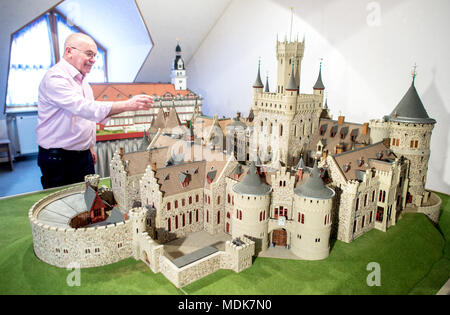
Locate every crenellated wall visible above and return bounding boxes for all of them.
[29,186,132,268]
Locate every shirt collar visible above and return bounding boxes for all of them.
[60,58,85,83]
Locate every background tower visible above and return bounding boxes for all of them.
[171,42,187,90]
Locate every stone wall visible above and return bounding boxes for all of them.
[158,237,255,288]
[417,191,442,224]
[29,186,132,268]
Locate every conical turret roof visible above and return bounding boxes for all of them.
[388,80,436,124]
[313,62,325,90]
[286,62,298,91]
[295,155,305,170]
[294,161,334,200]
[264,75,270,92]
[253,60,264,88]
[233,162,271,196]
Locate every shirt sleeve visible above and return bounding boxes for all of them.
[42,74,112,123]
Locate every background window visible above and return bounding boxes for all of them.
[6,10,107,109]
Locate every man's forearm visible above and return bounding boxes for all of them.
[107,100,132,117]
[107,94,153,117]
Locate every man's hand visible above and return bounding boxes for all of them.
[90,147,97,164]
[108,94,153,117]
[127,94,153,111]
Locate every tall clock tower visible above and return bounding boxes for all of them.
[171,43,187,90]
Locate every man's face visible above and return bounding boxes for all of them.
[65,39,97,76]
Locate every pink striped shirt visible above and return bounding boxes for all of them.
[36,58,112,151]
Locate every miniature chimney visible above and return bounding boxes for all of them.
[119,147,124,157]
[152,162,157,172]
[297,168,303,181]
[362,122,369,135]
[335,143,344,154]
[338,116,345,125]
[322,150,328,161]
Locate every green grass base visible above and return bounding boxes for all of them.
[0,185,448,295]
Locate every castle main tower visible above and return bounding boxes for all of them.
[276,37,304,93]
[250,38,324,168]
[387,72,436,207]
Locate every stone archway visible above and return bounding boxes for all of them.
[272,229,287,247]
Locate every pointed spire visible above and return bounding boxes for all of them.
[264,73,270,92]
[388,69,436,124]
[313,59,325,90]
[286,59,298,91]
[295,154,305,170]
[253,57,264,88]
[411,63,418,85]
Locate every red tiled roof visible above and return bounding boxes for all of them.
[90,83,198,101]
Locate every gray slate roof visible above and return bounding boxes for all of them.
[264,75,270,92]
[226,116,247,130]
[295,156,305,170]
[388,81,436,124]
[286,63,297,91]
[294,161,334,200]
[253,63,264,88]
[84,185,97,210]
[232,162,271,196]
[313,67,325,90]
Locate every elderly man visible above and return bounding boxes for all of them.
[36,33,153,189]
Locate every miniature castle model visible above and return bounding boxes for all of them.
[29,38,442,289]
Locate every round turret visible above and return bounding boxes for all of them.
[232,162,272,253]
[292,161,334,260]
[387,77,436,206]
